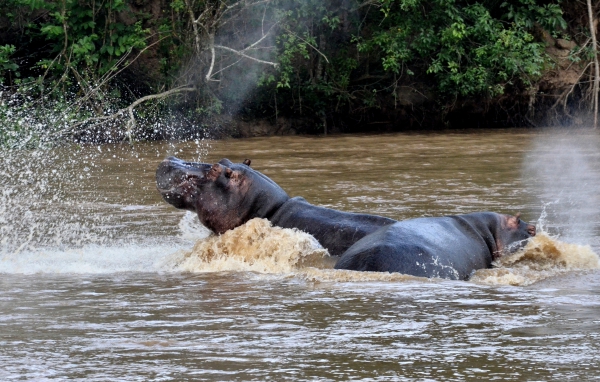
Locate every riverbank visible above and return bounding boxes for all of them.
[1,0,597,144]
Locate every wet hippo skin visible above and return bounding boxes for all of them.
[333,212,536,280]
[156,157,536,280]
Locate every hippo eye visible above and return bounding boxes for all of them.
[224,168,233,178]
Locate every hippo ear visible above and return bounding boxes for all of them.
[243,159,251,167]
[506,213,520,228]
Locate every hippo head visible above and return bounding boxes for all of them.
[156,157,289,234]
[494,213,536,259]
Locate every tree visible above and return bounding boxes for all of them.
[586,0,598,128]
[0,0,589,144]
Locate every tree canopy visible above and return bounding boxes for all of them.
[0,0,595,143]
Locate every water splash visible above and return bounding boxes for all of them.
[0,139,209,258]
[3,203,597,285]
[177,211,212,241]
[0,85,210,147]
[523,132,600,249]
[0,244,176,274]
[471,232,600,286]
[165,218,332,273]
[159,217,599,286]
[0,146,107,254]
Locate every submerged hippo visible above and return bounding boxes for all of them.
[334,212,536,279]
[156,157,536,280]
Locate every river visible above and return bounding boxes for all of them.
[1,129,600,380]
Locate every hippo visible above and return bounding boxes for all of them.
[334,212,537,279]
[156,157,536,280]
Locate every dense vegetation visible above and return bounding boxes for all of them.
[0,0,597,144]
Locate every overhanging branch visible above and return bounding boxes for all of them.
[57,86,197,142]
[213,45,279,67]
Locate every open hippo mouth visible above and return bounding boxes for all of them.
[156,156,289,234]
[156,157,212,209]
[156,157,210,190]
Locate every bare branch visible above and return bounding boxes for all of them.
[220,0,273,28]
[58,86,197,141]
[210,57,243,78]
[206,33,217,81]
[69,66,103,115]
[206,20,279,80]
[549,62,593,111]
[245,21,279,51]
[223,0,272,14]
[214,44,279,67]
[354,0,381,10]
[184,0,202,55]
[194,6,215,31]
[261,1,267,35]
[67,35,169,115]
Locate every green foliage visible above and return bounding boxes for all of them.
[15,0,149,84]
[270,0,366,121]
[0,45,19,81]
[502,0,567,31]
[0,0,577,139]
[268,0,567,125]
[357,0,561,99]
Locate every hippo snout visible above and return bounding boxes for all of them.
[155,159,183,191]
[155,157,211,191]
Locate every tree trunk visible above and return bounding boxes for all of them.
[587,0,599,128]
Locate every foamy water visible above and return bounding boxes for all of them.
[0,243,175,274]
[139,216,600,285]
[2,213,598,287]
[472,232,600,286]
[168,218,331,273]
[175,218,599,285]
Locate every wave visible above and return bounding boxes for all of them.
[470,232,600,286]
[169,218,600,286]
[165,218,333,273]
[2,216,598,287]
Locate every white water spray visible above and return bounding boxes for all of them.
[523,131,600,249]
[0,120,210,265]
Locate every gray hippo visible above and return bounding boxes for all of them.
[156,157,536,280]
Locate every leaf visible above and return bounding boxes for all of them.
[40,25,64,38]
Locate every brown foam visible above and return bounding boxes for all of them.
[168,219,599,286]
[172,218,331,273]
[471,233,600,286]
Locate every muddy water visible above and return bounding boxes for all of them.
[1,130,600,380]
